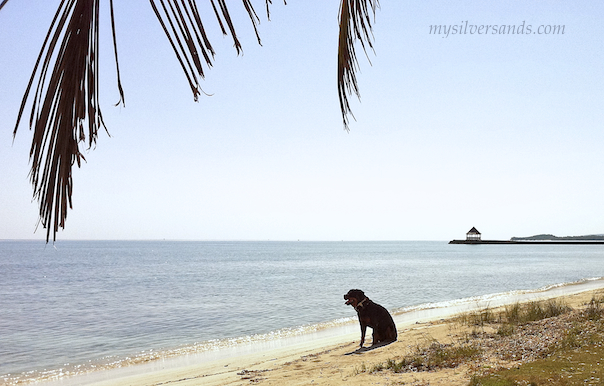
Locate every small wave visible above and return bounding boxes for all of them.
[390,277,604,319]
[536,277,603,292]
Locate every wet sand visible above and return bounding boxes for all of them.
[40,279,604,386]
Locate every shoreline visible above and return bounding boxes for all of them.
[21,278,604,386]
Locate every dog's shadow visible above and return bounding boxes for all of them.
[344,340,395,355]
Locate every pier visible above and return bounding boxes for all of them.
[449,227,604,244]
[449,239,604,245]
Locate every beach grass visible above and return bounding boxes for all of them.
[355,296,604,385]
[469,295,604,386]
[456,299,571,327]
[354,342,483,375]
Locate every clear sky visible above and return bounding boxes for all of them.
[1,1,603,241]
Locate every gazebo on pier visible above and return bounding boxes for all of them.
[466,227,482,241]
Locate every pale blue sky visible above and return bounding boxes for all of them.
[1,1,603,241]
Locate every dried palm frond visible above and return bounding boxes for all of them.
[7,0,375,242]
[337,0,379,130]
[11,0,111,242]
[8,0,282,242]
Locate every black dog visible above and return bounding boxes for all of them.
[344,289,397,348]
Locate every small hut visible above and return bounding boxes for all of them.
[466,227,482,241]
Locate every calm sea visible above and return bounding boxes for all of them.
[1,240,603,384]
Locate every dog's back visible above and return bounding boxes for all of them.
[359,298,397,343]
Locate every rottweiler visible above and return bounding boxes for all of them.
[344,289,397,348]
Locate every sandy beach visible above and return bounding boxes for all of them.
[36,280,604,386]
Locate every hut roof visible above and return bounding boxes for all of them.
[467,227,481,235]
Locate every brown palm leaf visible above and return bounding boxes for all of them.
[10,0,110,242]
[338,0,379,130]
[5,0,376,242]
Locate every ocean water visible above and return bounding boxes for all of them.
[1,240,604,384]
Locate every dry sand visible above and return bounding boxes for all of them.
[49,282,604,386]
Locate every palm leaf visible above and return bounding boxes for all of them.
[11,0,107,242]
[337,0,379,130]
[7,0,374,242]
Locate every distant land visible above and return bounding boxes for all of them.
[511,234,604,241]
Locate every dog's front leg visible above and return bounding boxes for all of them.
[359,322,367,348]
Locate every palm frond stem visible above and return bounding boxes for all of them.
[242,0,262,45]
[215,0,243,54]
[109,0,125,107]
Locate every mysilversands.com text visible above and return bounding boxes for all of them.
[430,21,566,38]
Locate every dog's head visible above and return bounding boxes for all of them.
[344,289,366,308]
